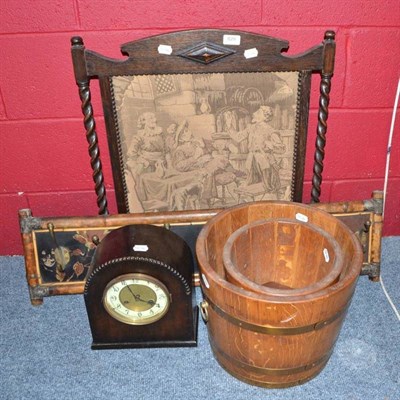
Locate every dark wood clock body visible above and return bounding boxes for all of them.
[84,224,198,349]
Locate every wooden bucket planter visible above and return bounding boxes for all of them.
[196,201,363,388]
[223,218,344,296]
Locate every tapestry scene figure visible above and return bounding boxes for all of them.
[112,72,298,212]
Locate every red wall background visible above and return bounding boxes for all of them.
[1,0,399,255]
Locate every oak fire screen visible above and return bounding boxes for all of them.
[71,29,336,215]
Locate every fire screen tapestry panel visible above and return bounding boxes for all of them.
[111,71,301,213]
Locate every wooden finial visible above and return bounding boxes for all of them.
[71,36,84,46]
[324,31,335,41]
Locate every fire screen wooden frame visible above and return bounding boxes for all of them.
[19,192,383,305]
[71,29,336,215]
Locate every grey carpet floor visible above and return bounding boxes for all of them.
[1,237,399,400]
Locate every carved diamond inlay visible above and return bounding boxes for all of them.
[178,42,235,64]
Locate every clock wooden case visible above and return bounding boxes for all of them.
[84,224,198,349]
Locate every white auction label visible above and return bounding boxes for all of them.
[295,213,309,223]
[323,248,330,263]
[133,244,149,252]
[202,273,210,289]
[223,34,241,45]
[244,48,258,59]
[158,44,173,55]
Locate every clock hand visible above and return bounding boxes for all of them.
[126,285,155,305]
[126,285,142,302]
[136,295,156,305]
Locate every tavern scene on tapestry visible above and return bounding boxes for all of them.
[112,72,300,212]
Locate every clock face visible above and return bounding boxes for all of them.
[103,273,171,325]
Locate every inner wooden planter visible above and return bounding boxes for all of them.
[223,218,343,296]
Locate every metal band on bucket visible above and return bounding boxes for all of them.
[209,335,332,376]
[209,336,331,388]
[204,295,349,335]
